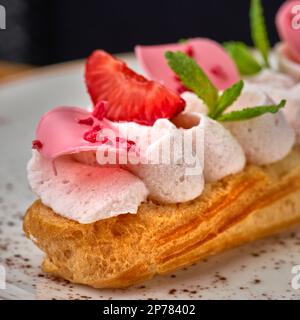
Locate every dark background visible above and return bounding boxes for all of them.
[0,0,286,66]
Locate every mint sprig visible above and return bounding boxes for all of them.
[224,42,262,76]
[209,80,244,119]
[224,0,270,75]
[165,51,286,122]
[165,51,218,112]
[216,100,286,122]
[178,38,188,44]
[250,0,270,67]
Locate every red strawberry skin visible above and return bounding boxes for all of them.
[85,50,185,126]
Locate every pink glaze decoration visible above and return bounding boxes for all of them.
[34,106,132,160]
[135,38,240,91]
[276,1,300,63]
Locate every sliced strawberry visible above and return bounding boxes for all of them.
[85,50,185,126]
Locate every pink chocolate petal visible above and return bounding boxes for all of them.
[276,1,300,63]
[34,106,135,160]
[135,38,240,92]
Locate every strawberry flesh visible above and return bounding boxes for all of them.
[85,50,185,126]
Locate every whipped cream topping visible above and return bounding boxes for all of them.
[112,113,244,198]
[181,83,295,165]
[28,151,149,224]
[245,69,296,90]
[181,92,208,114]
[260,83,300,145]
[120,117,205,203]
[28,103,250,221]
[127,157,204,204]
[173,112,246,182]
[244,69,300,146]
[276,43,300,81]
[200,114,246,182]
[224,84,295,165]
[28,110,207,215]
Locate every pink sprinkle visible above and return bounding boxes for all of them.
[83,130,98,143]
[83,125,102,143]
[99,136,109,144]
[126,140,136,151]
[127,140,136,146]
[210,65,227,79]
[185,45,194,57]
[92,101,107,120]
[92,125,102,131]
[116,137,136,151]
[32,140,43,150]
[78,117,94,126]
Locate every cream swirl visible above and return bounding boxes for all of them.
[28,151,149,224]
[258,83,300,146]
[181,84,295,165]
[224,84,295,165]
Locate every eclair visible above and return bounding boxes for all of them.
[24,38,300,288]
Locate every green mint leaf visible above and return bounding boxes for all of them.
[224,42,262,76]
[178,38,188,43]
[209,80,244,119]
[250,0,270,67]
[165,51,218,111]
[216,100,286,122]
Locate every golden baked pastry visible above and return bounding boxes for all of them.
[23,149,300,288]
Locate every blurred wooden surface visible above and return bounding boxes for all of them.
[0,61,31,80]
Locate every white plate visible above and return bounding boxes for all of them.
[0,54,300,300]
